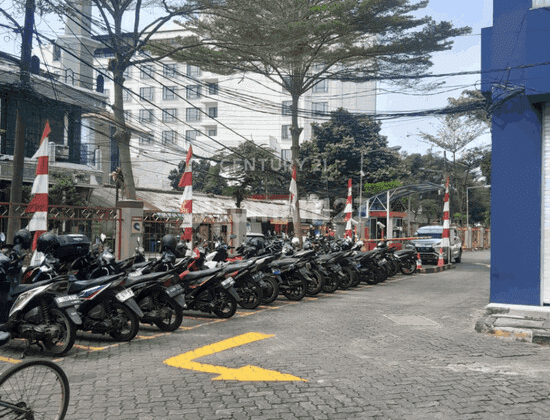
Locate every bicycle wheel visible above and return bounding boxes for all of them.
[0,359,70,420]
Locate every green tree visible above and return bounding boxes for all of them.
[300,109,403,204]
[49,173,87,206]
[152,0,470,219]
[168,159,216,192]
[213,141,289,207]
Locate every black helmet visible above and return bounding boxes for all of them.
[377,241,387,248]
[37,232,60,254]
[13,229,32,250]
[160,234,178,253]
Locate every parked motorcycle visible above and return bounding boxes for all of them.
[0,230,78,356]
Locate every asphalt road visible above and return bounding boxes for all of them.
[4,249,550,419]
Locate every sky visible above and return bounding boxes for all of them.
[1,0,495,157]
[378,0,494,156]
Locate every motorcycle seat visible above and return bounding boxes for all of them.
[293,250,315,258]
[270,258,299,268]
[125,271,172,287]
[10,276,70,297]
[68,273,125,293]
[183,267,223,281]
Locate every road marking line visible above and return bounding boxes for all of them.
[164,332,307,382]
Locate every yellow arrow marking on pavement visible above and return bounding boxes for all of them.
[164,332,307,382]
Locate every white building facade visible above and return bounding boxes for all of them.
[42,28,377,190]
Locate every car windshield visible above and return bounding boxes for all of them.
[416,232,442,239]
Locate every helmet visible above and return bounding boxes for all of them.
[377,241,387,248]
[341,240,351,250]
[36,232,60,254]
[160,234,178,253]
[13,229,32,250]
[291,237,300,248]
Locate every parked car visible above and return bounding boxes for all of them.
[411,226,462,264]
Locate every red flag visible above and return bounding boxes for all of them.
[179,146,193,241]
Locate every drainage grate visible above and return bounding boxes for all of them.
[383,315,438,326]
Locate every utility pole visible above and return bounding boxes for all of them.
[7,0,35,244]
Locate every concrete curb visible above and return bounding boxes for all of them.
[475,303,550,344]
[418,263,456,274]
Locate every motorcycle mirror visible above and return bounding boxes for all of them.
[0,232,5,243]
[100,233,107,243]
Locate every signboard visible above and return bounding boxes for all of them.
[270,219,288,225]
[131,216,142,236]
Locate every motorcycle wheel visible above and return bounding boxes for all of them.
[400,258,416,275]
[305,270,324,296]
[338,267,354,290]
[350,268,361,287]
[321,273,339,293]
[376,266,388,283]
[260,275,279,304]
[154,295,184,332]
[109,302,140,341]
[283,277,306,301]
[213,288,237,319]
[42,308,76,356]
[235,277,262,309]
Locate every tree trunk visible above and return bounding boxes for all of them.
[112,69,136,200]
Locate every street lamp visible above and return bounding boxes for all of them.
[466,185,491,227]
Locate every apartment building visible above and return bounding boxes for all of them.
[43,27,376,190]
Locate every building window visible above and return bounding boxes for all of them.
[185,130,199,142]
[162,130,177,145]
[122,89,132,103]
[53,44,61,61]
[281,149,292,162]
[187,64,201,77]
[281,125,290,140]
[282,101,292,116]
[207,127,217,137]
[163,63,177,78]
[312,79,328,93]
[533,0,550,8]
[162,108,177,122]
[186,108,201,122]
[139,109,154,123]
[140,65,154,79]
[186,85,201,99]
[123,66,131,79]
[139,87,155,101]
[208,106,218,119]
[139,134,153,145]
[312,102,328,116]
[163,86,177,101]
[208,82,219,95]
[124,110,132,122]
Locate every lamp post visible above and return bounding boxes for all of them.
[466,185,491,227]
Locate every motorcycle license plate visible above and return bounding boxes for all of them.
[115,289,135,302]
[55,294,80,307]
[166,284,183,297]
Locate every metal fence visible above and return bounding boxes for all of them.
[457,227,491,250]
[0,202,119,247]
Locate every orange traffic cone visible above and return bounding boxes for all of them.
[437,248,445,267]
[416,253,423,270]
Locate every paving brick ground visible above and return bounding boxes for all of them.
[4,249,550,419]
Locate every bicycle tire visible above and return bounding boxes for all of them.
[0,359,70,420]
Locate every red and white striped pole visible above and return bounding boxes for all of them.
[179,146,193,242]
[344,179,352,238]
[440,176,451,265]
[25,121,51,264]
